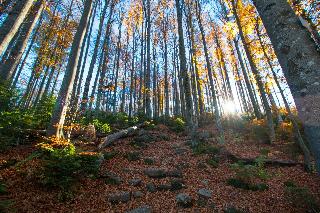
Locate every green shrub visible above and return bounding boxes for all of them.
[126,152,141,161]
[228,157,269,191]
[33,96,56,129]
[284,180,297,188]
[284,181,319,212]
[192,143,220,156]
[0,199,14,212]
[260,148,270,156]
[77,152,103,176]
[0,83,18,111]
[103,151,118,160]
[227,178,268,191]
[170,117,185,132]
[230,157,269,183]
[92,119,111,134]
[0,182,7,195]
[207,158,219,168]
[37,139,102,193]
[0,96,55,130]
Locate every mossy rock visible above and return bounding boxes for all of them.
[144,158,155,165]
[126,152,141,161]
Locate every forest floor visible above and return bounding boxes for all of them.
[1,124,320,213]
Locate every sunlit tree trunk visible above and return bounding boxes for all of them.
[112,20,122,113]
[0,0,34,57]
[196,0,224,141]
[96,1,114,110]
[0,0,44,81]
[47,0,93,138]
[81,2,108,111]
[129,29,136,118]
[231,0,275,143]
[175,0,193,126]
[253,0,319,171]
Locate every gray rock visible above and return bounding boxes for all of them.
[129,178,142,186]
[170,179,185,191]
[146,183,157,192]
[166,170,183,178]
[175,148,188,155]
[176,193,193,208]
[109,191,130,203]
[132,191,144,198]
[103,171,123,185]
[198,131,211,141]
[144,168,166,178]
[156,184,171,191]
[126,205,152,213]
[201,179,209,186]
[197,188,212,198]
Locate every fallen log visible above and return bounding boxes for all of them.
[98,123,145,150]
[224,151,302,167]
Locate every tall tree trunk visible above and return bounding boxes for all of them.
[96,1,115,110]
[81,2,108,111]
[253,0,320,171]
[175,0,193,127]
[129,30,136,118]
[73,1,97,112]
[196,0,224,141]
[112,20,122,113]
[0,0,34,57]
[0,0,44,81]
[11,14,43,88]
[163,29,170,118]
[47,0,93,138]
[231,0,275,143]
[144,0,152,118]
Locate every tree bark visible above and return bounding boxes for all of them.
[0,0,34,57]
[231,0,275,143]
[196,1,224,141]
[47,0,93,138]
[175,0,193,127]
[253,0,320,171]
[0,0,44,81]
[81,2,108,111]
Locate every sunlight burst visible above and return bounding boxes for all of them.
[223,101,237,114]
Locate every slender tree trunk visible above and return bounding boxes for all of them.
[231,0,275,143]
[253,0,319,171]
[70,0,96,109]
[163,30,170,118]
[196,1,224,141]
[175,0,193,127]
[47,0,93,138]
[112,20,122,113]
[81,2,108,111]
[0,0,43,81]
[74,1,97,112]
[0,0,34,57]
[11,14,44,87]
[144,0,152,118]
[96,1,115,109]
[129,30,136,118]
